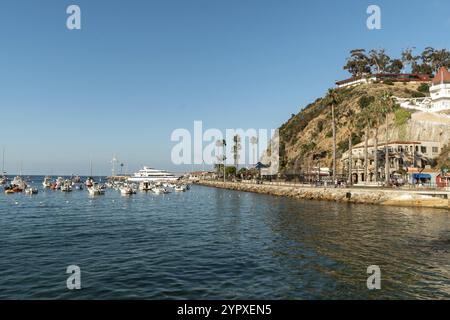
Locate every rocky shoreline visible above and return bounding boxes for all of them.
[195,180,450,210]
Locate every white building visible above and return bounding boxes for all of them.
[429,67,450,111]
[397,67,450,113]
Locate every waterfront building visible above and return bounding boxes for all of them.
[341,140,442,184]
[407,167,440,186]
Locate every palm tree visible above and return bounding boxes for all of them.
[379,91,396,185]
[250,136,258,165]
[357,107,372,184]
[326,89,341,185]
[342,108,356,185]
[215,139,227,182]
[367,100,381,183]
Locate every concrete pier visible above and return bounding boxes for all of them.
[195,180,450,210]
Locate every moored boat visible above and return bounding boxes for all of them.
[139,181,153,191]
[42,176,52,188]
[174,185,187,192]
[128,166,179,183]
[120,185,135,195]
[88,183,105,196]
[153,186,170,194]
[25,187,38,195]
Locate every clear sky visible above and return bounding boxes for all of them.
[1,0,450,175]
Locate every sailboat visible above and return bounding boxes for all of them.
[0,148,7,185]
[86,160,105,196]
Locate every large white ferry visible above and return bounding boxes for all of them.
[128,166,179,182]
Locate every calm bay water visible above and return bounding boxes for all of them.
[1,177,450,299]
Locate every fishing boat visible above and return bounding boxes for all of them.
[11,176,27,190]
[42,176,52,188]
[4,185,23,194]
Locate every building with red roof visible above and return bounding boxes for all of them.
[430,67,450,111]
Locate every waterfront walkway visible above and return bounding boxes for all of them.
[195,180,450,210]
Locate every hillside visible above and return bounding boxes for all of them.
[278,82,450,174]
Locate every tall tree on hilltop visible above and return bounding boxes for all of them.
[369,49,391,74]
[344,49,371,78]
[430,48,450,71]
[386,59,404,73]
[401,47,421,73]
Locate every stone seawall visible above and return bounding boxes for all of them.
[195,181,450,210]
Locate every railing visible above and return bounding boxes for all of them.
[198,178,450,192]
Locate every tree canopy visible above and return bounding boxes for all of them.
[343,47,450,77]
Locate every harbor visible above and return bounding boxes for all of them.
[0,166,191,197]
[1,182,450,299]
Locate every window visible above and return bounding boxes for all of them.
[421,146,427,153]
[432,147,439,153]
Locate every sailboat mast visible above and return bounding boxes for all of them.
[1,148,4,174]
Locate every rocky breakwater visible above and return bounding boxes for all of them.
[196,181,450,210]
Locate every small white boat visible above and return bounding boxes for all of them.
[11,176,27,190]
[25,187,38,195]
[120,185,135,195]
[61,180,73,192]
[88,183,105,196]
[174,185,187,192]
[55,177,64,190]
[85,177,94,188]
[0,174,7,185]
[153,186,170,194]
[139,181,154,191]
[42,176,52,188]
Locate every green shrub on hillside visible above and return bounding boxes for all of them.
[358,95,375,109]
[411,91,426,98]
[417,83,430,93]
[394,108,412,127]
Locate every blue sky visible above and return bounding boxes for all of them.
[1,0,450,175]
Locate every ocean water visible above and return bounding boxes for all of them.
[0,176,450,299]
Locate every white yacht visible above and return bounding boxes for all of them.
[128,166,179,182]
